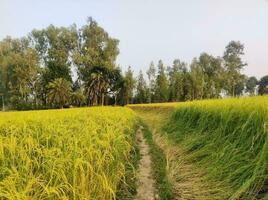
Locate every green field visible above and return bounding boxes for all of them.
[129,96,268,200]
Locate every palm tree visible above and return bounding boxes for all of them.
[84,66,111,106]
[71,89,86,107]
[84,66,122,106]
[47,78,71,108]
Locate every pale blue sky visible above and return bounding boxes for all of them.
[1,0,268,78]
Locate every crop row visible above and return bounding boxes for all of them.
[0,107,137,199]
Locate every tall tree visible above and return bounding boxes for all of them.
[30,25,78,83]
[246,76,258,95]
[0,37,40,109]
[258,75,268,95]
[74,18,120,105]
[168,59,187,101]
[234,74,246,96]
[155,60,169,102]
[190,58,204,100]
[181,67,193,101]
[198,53,223,98]
[0,37,18,107]
[146,61,156,103]
[109,67,124,105]
[135,70,147,103]
[122,66,136,105]
[223,41,247,96]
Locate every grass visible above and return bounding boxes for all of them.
[129,106,175,199]
[0,107,138,200]
[165,97,268,199]
[140,121,174,200]
[129,96,268,200]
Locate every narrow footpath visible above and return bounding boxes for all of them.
[135,127,158,200]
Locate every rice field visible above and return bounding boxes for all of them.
[129,96,268,199]
[1,97,267,200]
[0,107,137,200]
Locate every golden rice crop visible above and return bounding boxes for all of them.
[0,107,137,200]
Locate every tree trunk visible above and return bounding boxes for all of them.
[101,93,104,106]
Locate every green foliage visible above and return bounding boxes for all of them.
[0,17,124,109]
[168,59,187,101]
[135,70,148,103]
[73,18,120,105]
[223,41,247,96]
[83,66,122,106]
[30,25,78,83]
[164,97,268,199]
[146,61,156,103]
[197,53,223,98]
[47,78,72,108]
[133,41,255,104]
[122,66,136,105]
[74,17,119,72]
[258,75,268,95]
[155,60,169,102]
[0,37,40,109]
[70,89,86,107]
[0,20,263,109]
[246,76,258,95]
[234,74,246,96]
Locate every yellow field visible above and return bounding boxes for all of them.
[0,107,137,200]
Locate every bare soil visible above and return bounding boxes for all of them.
[135,127,158,200]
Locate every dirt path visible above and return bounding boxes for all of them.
[135,127,158,200]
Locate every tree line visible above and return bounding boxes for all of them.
[133,53,268,104]
[0,18,267,110]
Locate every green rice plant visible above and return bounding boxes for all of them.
[0,107,137,200]
[164,96,268,199]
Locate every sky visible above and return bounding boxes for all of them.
[1,0,268,78]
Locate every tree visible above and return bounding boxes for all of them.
[74,18,120,105]
[71,89,86,107]
[30,25,78,83]
[146,61,156,103]
[155,60,169,102]
[135,70,147,103]
[234,75,246,96]
[197,53,223,98]
[0,18,123,109]
[106,67,123,105]
[246,76,258,95]
[47,78,72,108]
[122,66,136,105]
[190,58,204,100]
[0,37,41,110]
[223,41,247,96]
[168,59,187,101]
[83,66,109,106]
[258,75,268,95]
[0,38,19,108]
[181,68,193,101]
